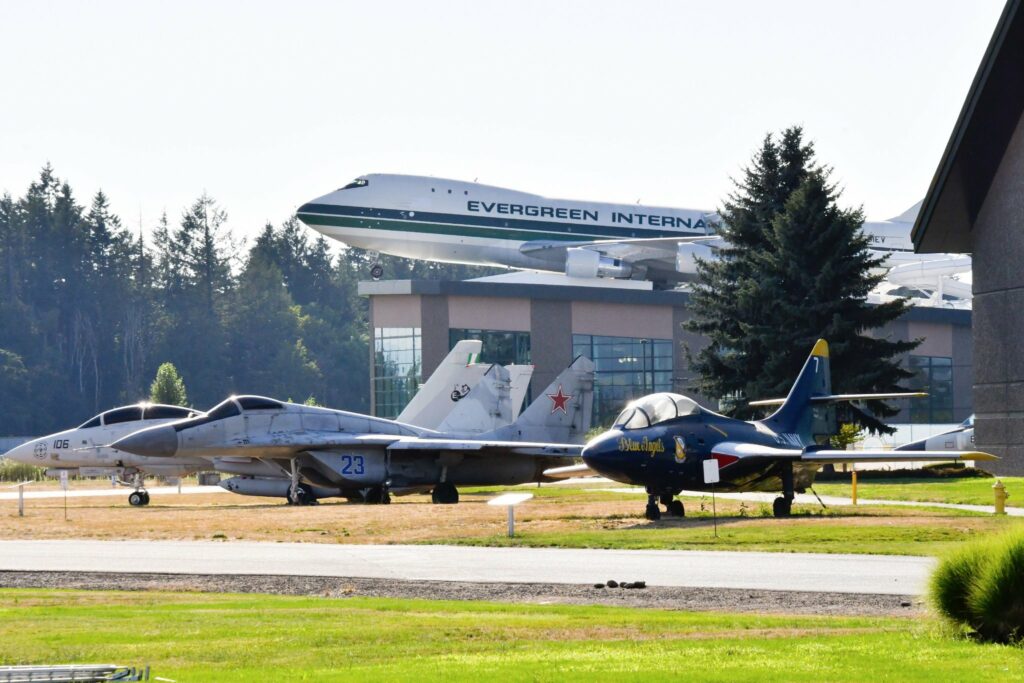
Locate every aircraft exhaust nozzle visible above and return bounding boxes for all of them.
[112,425,178,457]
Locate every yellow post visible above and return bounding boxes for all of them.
[993,480,1007,515]
[851,469,858,506]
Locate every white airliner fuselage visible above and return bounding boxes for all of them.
[297,174,956,287]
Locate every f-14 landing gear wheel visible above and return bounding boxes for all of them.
[772,496,792,518]
[659,493,684,517]
[431,482,459,504]
[370,263,384,280]
[128,491,148,507]
[644,494,662,521]
[364,485,391,505]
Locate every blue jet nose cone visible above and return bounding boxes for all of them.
[112,425,178,457]
[582,431,619,468]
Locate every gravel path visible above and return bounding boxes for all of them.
[0,570,922,617]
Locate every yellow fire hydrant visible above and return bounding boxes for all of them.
[993,480,1008,515]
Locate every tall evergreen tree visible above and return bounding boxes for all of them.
[150,362,188,406]
[686,127,918,433]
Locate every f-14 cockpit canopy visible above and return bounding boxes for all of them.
[77,404,199,429]
[613,393,701,430]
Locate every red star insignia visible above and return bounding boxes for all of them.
[547,385,573,414]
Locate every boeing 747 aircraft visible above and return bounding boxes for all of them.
[297,175,968,292]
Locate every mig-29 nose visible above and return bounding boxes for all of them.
[112,425,178,457]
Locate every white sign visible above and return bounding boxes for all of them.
[487,492,534,507]
[59,470,69,491]
[702,458,720,484]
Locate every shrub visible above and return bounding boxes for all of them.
[931,530,1024,643]
[969,533,1024,643]
[0,459,45,482]
[931,541,990,629]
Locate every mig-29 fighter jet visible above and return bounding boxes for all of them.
[2,403,207,506]
[111,357,594,505]
[580,340,995,520]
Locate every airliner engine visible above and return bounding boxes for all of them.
[565,248,632,279]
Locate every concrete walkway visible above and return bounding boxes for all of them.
[0,539,934,595]
[0,484,227,501]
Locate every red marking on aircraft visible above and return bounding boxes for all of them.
[548,385,573,414]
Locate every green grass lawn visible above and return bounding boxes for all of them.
[1,589,1020,682]
[812,477,1024,507]
[439,511,1024,556]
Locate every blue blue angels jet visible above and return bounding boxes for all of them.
[580,340,995,519]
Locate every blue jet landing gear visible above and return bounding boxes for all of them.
[644,493,661,521]
[660,493,685,517]
[774,462,795,518]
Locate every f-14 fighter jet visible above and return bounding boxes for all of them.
[580,340,995,520]
[2,404,207,506]
[112,357,594,505]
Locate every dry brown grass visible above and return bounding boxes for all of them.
[0,484,1009,553]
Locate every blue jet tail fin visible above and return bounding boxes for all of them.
[761,339,832,437]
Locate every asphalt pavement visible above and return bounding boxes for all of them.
[0,539,934,595]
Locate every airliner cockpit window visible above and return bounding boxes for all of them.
[339,179,369,190]
[102,406,144,425]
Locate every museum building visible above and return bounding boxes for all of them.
[361,275,973,435]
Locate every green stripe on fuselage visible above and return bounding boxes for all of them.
[297,213,680,243]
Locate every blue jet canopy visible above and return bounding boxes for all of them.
[612,393,701,431]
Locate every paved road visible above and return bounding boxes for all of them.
[0,540,933,595]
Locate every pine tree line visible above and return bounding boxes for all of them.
[0,165,495,435]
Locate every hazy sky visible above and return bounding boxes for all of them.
[0,0,1006,242]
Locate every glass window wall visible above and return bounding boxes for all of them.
[572,334,673,427]
[908,355,954,423]
[374,327,422,418]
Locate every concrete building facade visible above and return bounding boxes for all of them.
[913,0,1024,473]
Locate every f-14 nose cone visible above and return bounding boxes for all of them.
[112,425,178,457]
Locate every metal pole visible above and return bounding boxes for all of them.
[18,484,24,517]
[851,470,858,505]
[711,484,718,538]
[507,505,515,538]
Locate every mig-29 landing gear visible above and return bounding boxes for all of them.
[128,490,150,506]
[126,473,149,507]
[364,485,391,504]
[431,482,459,504]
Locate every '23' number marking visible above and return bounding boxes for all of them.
[340,455,365,476]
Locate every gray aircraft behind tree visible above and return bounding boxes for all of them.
[111,357,595,504]
[579,340,995,519]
